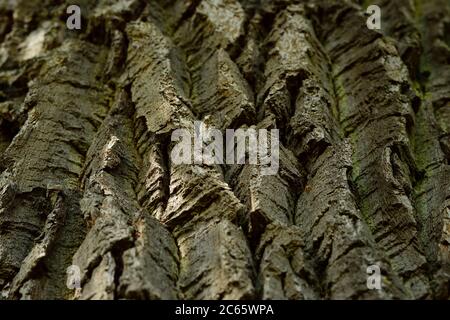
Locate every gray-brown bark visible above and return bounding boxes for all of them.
[0,0,449,300]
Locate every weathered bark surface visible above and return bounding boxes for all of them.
[0,0,449,300]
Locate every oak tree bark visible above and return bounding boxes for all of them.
[0,0,449,299]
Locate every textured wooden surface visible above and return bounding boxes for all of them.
[0,0,449,299]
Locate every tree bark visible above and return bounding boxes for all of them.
[0,0,449,300]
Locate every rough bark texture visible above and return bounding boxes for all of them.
[0,0,449,300]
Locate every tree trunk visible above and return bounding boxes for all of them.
[0,0,449,300]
